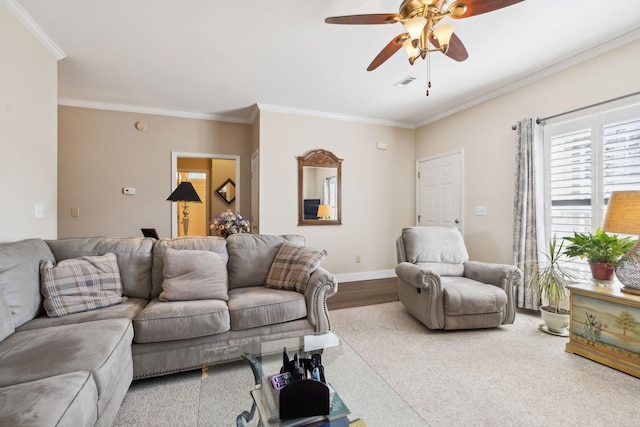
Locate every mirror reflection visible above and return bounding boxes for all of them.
[298,149,342,225]
[216,178,236,204]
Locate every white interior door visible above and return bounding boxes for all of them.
[417,151,463,230]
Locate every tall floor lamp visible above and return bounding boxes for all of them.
[167,181,202,236]
[602,190,640,294]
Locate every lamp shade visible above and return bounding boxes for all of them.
[432,23,454,46]
[602,191,640,235]
[166,181,202,203]
[403,16,426,40]
[317,204,332,219]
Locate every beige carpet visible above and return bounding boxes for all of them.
[114,302,640,426]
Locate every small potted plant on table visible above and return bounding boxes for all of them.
[562,228,634,281]
[531,238,576,335]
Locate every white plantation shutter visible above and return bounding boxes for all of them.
[545,102,640,273]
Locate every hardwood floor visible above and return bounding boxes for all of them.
[326,277,398,311]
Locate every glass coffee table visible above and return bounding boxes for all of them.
[198,333,426,426]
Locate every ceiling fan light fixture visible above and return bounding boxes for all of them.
[402,38,419,64]
[433,23,454,48]
[403,16,427,40]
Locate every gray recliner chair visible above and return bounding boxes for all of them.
[395,226,521,330]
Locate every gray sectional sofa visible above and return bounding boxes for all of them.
[0,233,337,426]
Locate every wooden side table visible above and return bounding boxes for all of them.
[566,282,640,378]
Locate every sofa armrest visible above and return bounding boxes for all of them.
[464,261,521,324]
[303,266,338,333]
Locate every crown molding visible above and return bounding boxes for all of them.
[1,0,65,60]
[58,98,253,124]
[416,28,640,128]
[257,103,415,129]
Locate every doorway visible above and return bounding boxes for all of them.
[171,152,240,238]
[417,150,463,230]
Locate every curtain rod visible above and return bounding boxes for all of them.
[511,91,640,130]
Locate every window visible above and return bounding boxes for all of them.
[545,101,640,271]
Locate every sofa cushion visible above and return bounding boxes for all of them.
[266,242,327,292]
[160,248,228,302]
[46,237,154,300]
[16,298,147,332]
[151,237,228,299]
[0,293,14,342]
[0,238,56,328]
[0,372,98,427]
[40,253,126,317]
[227,234,305,290]
[133,298,230,343]
[442,277,507,315]
[402,226,468,276]
[0,318,133,401]
[227,287,307,330]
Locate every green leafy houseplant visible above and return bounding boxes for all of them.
[531,238,576,315]
[562,228,634,266]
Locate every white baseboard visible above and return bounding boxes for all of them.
[334,269,396,284]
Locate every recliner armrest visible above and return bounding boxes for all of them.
[395,262,441,291]
[303,266,338,333]
[464,261,521,325]
[463,261,521,291]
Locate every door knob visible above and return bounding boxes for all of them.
[455,219,460,224]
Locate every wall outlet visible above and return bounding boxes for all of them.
[123,187,136,195]
[71,207,80,217]
[355,255,361,263]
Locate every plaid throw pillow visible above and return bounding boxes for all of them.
[266,242,327,292]
[40,253,125,317]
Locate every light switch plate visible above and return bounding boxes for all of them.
[474,206,487,216]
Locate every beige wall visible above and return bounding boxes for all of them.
[0,6,58,242]
[57,107,251,238]
[258,110,416,276]
[415,39,640,265]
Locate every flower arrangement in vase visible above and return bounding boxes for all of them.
[210,211,250,238]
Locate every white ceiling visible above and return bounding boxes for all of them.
[10,0,640,128]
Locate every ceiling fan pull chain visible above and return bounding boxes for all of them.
[426,53,431,96]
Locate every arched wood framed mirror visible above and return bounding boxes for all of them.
[298,149,342,226]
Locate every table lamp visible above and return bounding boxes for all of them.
[167,181,202,235]
[601,190,640,294]
[316,204,332,220]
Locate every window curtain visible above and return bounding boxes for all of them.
[513,118,545,310]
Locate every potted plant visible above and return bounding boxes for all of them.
[531,238,576,334]
[562,228,634,281]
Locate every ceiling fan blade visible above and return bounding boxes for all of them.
[449,0,524,19]
[367,34,406,71]
[325,14,401,25]
[429,32,468,62]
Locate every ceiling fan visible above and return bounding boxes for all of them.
[325,0,525,95]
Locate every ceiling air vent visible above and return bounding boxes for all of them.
[394,76,416,87]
